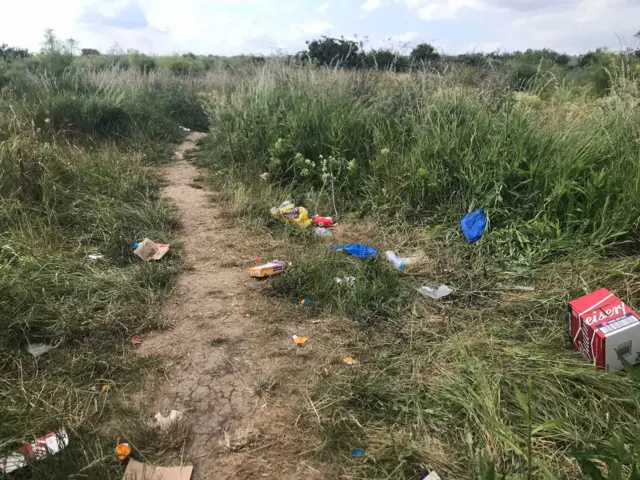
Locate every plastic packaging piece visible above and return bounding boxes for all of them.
[115,443,131,461]
[270,201,312,228]
[343,357,358,365]
[461,208,486,243]
[172,151,185,160]
[334,276,356,287]
[26,343,55,358]
[314,227,333,237]
[314,215,334,227]
[417,285,453,300]
[0,428,69,473]
[292,335,308,345]
[299,298,311,306]
[86,253,104,261]
[249,260,287,278]
[352,448,365,457]
[422,472,442,480]
[132,337,142,345]
[385,251,406,270]
[332,243,377,259]
[134,239,171,261]
[154,410,183,431]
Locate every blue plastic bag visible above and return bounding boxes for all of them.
[332,243,377,259]
[461,209,486,244]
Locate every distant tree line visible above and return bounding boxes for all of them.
[2,29,640,95]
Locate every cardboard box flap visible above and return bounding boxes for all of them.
[123,459,193,480]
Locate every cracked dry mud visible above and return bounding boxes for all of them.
[137,133,325,479]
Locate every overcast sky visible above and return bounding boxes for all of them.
[2,0,639,56]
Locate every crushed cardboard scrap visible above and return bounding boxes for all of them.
[0,428,68,473]
[123,459,193,480]
[134,238,171,262]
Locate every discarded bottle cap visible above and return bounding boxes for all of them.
[115,443,131,461]
[352,448,365,457]
[133,242,140,249]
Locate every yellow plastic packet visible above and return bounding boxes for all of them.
[270,201,312,228]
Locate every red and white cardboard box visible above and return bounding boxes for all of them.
[569,288,640,371]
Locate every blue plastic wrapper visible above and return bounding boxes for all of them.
[332,243,377,259]
[461,208,486,244]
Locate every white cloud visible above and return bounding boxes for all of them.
[289,22,333,37]
[389,32,416,43]
[407,0,484,20]
[316,2,329,13]
[361,0,382,12]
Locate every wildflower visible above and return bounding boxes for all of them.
[321,173,330,182]
[381,148,390,157]
[305,158,312,165]
[300,168,309,177]
[260,172,269,181]
[347,160,356,172]
[44,118,50,124]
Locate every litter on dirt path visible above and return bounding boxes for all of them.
[0,428,68,473]
[134,238,170,262]
[123,459,193,480]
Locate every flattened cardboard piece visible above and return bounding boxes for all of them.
[134,238,170,262]
[123,459,193,480]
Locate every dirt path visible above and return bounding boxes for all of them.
[138,133,325,479]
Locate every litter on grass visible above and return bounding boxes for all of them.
[249,260,288,278]
[115,443,131,461]
[132,337,142,346]
[154,410,183,431]
[134,238,171,262]
[270,200,312,228]
[352,448,365,457]
[314,227,333,237]
[343,357,358,365]
[569,288,640,371]
[334,276,356,287]
[385,251,406,270]
[299,298,311,306]
[417,285,453,300]
[0,428,69,473]
[292,335,308,345]
[497,283,535,292]
[313,215,333,227]
[123,459,193,480]
[422,472,442,480]
[172,151,185,160]
[26,343,55,358]
[332,243,377,259]
[86,253,104,261]
[461,208,486,243]
[179,126,191,132]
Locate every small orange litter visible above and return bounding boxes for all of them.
[343,357,358,365]
[292,335,308,345]
[115,442,131,461]
[101,384,111,393]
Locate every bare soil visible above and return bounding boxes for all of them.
[137,133,338,479]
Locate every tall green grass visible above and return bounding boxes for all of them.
[196,62,640,478]
[201,63,640,263]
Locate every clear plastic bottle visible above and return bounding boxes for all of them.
[384,251,405,270]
